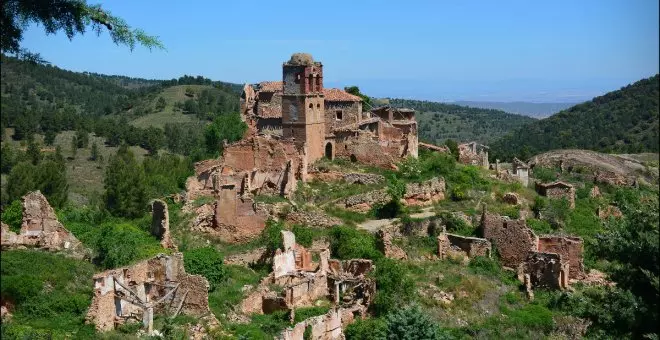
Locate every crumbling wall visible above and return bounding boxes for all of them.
[150,200,176,250]
[325,101,362,134]
[0,191,88,259]
[86,253,212,332]
[537,236,585,279]
[437,233,491,260]
[339,190,390,213]
[278,308,343,340]
[518,251,569,290]
[458,142,489,169]
[481,212,538,268]
[334,132,400,168]
[536,182,576,209]
[376,230,407,260]
[402,177,446,206]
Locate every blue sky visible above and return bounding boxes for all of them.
[18,0,659,102]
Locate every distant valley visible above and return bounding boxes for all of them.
[453,101,579,118]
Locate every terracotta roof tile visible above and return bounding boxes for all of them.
[323,88,362,102]
[258,81,283,92]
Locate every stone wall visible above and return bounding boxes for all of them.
[403,177,446,206]
[537,236,585,279]
[278,308,343,340]
[536,182,576,209]
[376,230,407,260]
[481,212,538,268]
[150,200,176,250]
[1,191,88,259]
[325,101,362,134]
[437,233,491,260]
[86,253,212,332]
[518,251,569,290]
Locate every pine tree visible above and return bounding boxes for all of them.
[70,135,77,158]
[35,160,68,208]
[26,138,42,165]
[90,142,99,161]
[44,129,56,145]
[103,144,147,218]
[6,162,37,203]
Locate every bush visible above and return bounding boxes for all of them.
[292,224,314,248]
[329,226,382,260]
[95,222,164,269]
[372,258,415,316]
[344,317,387,340]
[438,211,474,236]
[183,247,226,291]
[527,218,553,234]
[532,166,557,182]
[385,304,443,340]
[261,219,285,254]
[1,199,23,233]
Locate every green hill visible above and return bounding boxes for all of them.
[387,98,537,144]
[490,75,660,160]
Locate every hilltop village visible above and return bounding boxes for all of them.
[1,53,656,339]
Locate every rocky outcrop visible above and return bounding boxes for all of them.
[339,190,390,213]
[285,209,342,228]
[502,192,519,205]
[343,173,385,185]
[1,191,88,259]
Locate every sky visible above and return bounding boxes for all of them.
[18,0,660,103]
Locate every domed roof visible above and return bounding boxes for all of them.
[287,53,314,65]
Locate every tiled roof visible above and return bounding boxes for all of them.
[258,81,283,92]
[323,88,362,102]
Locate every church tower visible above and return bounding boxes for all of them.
[281,53,326,162]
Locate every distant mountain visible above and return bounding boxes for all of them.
[387,98,536,145]
[453,101,579,118]
[490,74,659,161]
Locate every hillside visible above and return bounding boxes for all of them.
[490,75,660,160]
[388,98,537,144]
[454,101,578,118]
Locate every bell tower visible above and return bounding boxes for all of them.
[281,53,326,162]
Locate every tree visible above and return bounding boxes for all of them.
[103,144,147,218]
[204,113,247,155]
[70,135,77,158]
[75,129,89,148]
[6,161,37,203]
[1,0,164,55]
[155,97,167,111]
[44,129,56,145]
[35,160,68,208]
[90,142,99,161]
[444,139,459,160]
[385,304,442,340]
[183,247,226,291]
[26,138,41,165]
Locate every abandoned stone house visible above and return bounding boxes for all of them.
[458,141,489,169]
[511,157,530,186]
[536,181,576,209]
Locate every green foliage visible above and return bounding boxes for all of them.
[6,160,68,208]
[261,219,285,254]
[183,247,226,291]
[1,0,164,54]
[143,153,193,198]
[227,310,290,338]
[75,129,89,148]
[292,224,314,248]
[0,250,96,338]
[1,200,23,233]
[445,138,459,160]
[372,258,415,316]
[491,74,659,159]
[1,143,24,174]
[95,222,164,269]
[526,218,553,234]
[373,175,406,218]
[103,145,147,218]
[329,226,382,261]
[204,113,247,156]
[468,256,517,285]
[155,97,167,111]
[90,141,99,161]
[344,86,372,109]
[531,166,557,182]
[437,211,474,236]
[344,317,387,340]
[207,265,264,319]
[293,306,331,323]
[26,138,41,165]
[384,304,443,340]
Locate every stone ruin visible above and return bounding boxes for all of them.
[437,232,491,261]
[240,231,374,338]
[376,229,407,260]
[86,253,214,334]
[458,141,489,169]
[338,177,446,213]
[150,199,176,250]
[0,191,88,259]
[536,181,576,209]
[479,208,586,293]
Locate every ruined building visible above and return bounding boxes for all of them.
[241,53,419,167]
[458,142,489,169]
[536,181,576,209]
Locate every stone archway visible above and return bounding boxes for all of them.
[325,142,334,160]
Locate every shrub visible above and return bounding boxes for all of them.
[1,199,23,233]
[532,166,557,182]
[329,226,382,260]
[95,222,164,269]
[183,247,226,291]
[385,304,443,339]
[292,224,314,247]
[344,317,387,339]
[438,211,474,236]
[527,218,553,234]
[372,258,415,316]
[294,306,330,323]
[261,219,285,254]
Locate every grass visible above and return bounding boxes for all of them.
[209,265,269,320]
[129,85,209,129]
